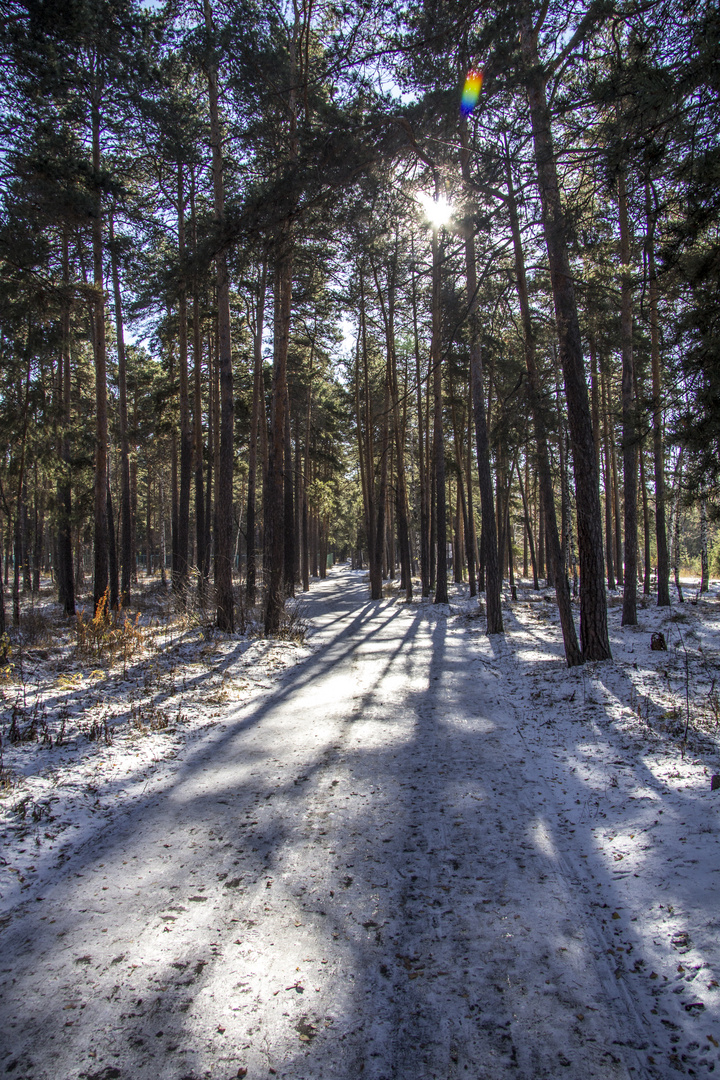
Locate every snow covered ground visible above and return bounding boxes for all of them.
[1,566,719,1079]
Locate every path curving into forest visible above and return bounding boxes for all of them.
[0,567,700,1079]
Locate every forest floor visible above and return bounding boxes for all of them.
[1,565,719,1080]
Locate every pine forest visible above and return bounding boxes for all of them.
[1,2,720,1077]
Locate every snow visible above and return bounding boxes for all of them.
[1,566,719,1079]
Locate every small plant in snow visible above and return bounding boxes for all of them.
[0,734,15,794]
[130,700,171,732]
[276,601,309,644]
[75,589,147,669]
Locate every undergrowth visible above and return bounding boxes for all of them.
[75,588,148,672]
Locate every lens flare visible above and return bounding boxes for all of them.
[418,192,454,228]
[461,69,483,116]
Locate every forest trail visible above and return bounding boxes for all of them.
[1,567,717,1080]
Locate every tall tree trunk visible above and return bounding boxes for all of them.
[0,516,5,635]
[159,477,167,587]
[190,170,206,588]
[589,334,601,471]
[454,482,464,583]
[645,180,670,606]
[265,1,300,630]
[205,327,214,581]
[175,164,192,597]
[107,481,118,611]
[58,231,75,615]
[609,384,623,586]
[131,382,138,583]
[411,251,430,597]
[357,271,382,601]
[204,0,234,631]
[505,153,581,664]
[671,451,684,602]
[517,459,539,589]
[109,213,133,608]
[640,448,651,595]
[600,357,617,589]
[12,353,32,627]
[372,254,412,601]
[293,418,302,585]
[459,119,500,626]
[91,95,109,617]
[537,484,545,580]
[431,223,448,605]
[283,377,295,597]
[466,385,478,596]
[302,362,312,593]
[618,170,638,625]
[374,374,391,598]
[247,259,267,606]
[451,403,473,593]
[169,335,179,581]
[390,319,412,601]
[520,18,610,660]
[507,505,517,600]
[265,246,292,631]
[700,496,709,593]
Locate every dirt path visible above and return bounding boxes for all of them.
[0,568,714,1079]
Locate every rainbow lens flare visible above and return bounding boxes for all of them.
[460,69,483,116]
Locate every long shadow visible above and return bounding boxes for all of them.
[0,591,407,914]
[3,577,713,1078]
[485,604,720,1075]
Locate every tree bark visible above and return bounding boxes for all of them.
[372,254,412,601]
[470,354,503,631]
[91,94,109,617]
[671,451,684,602]
[645,180,670,606]
[107,480,118,611]
[109,212,133,608]
[459,120,500,624]
[431,225,448,605]
[58,231,75,615]
[520,17,610,659]
[505,154,581,664]
[597,347,615,590]
[700,496,709,593]
[283,377,295,597]
[190,170,206,587]
[204,0,234,631]
[517,459,539,589]
[618,170,638,625]
[175,163,192,597]
[265,247,292,632]
[12,353,32,627]
[411,252,430,597]
[247,260,267,606]
[466,385,478,596]
[301,372,311,593]
[639,443,651,595]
